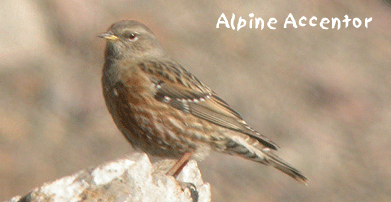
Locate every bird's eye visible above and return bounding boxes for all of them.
[129,33,137,41]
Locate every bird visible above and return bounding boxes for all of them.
[99,20,308,184]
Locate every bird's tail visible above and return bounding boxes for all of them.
[226,136,308,185]
[261,149,308,185]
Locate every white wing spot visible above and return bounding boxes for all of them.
[163,96,171,102]
[178,99,188,103]
[263,148,270,152]
[245,125,255,132]
[182,103,190,113]
[113,88,119,96]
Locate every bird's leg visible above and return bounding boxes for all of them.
[167,151,198,201]
[166,151,194,177]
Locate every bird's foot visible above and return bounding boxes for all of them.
[178,181,198,202]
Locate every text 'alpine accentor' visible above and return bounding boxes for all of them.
[99,20,307,184]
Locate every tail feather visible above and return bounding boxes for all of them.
[263,149,308,185]
[226,136,308,184]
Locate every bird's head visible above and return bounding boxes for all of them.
[99,20,164,59]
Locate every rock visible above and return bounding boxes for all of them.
[5,153,211,202]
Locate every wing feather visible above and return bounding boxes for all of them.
[140,60,279,150]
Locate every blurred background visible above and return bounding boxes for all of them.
[1,0,391,201]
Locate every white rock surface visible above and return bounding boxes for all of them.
[5,153,211,202]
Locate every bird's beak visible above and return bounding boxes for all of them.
[98,32,118,40]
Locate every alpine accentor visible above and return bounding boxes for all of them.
[99,20,307,184]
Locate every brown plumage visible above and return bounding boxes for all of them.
[99,20,308,184]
